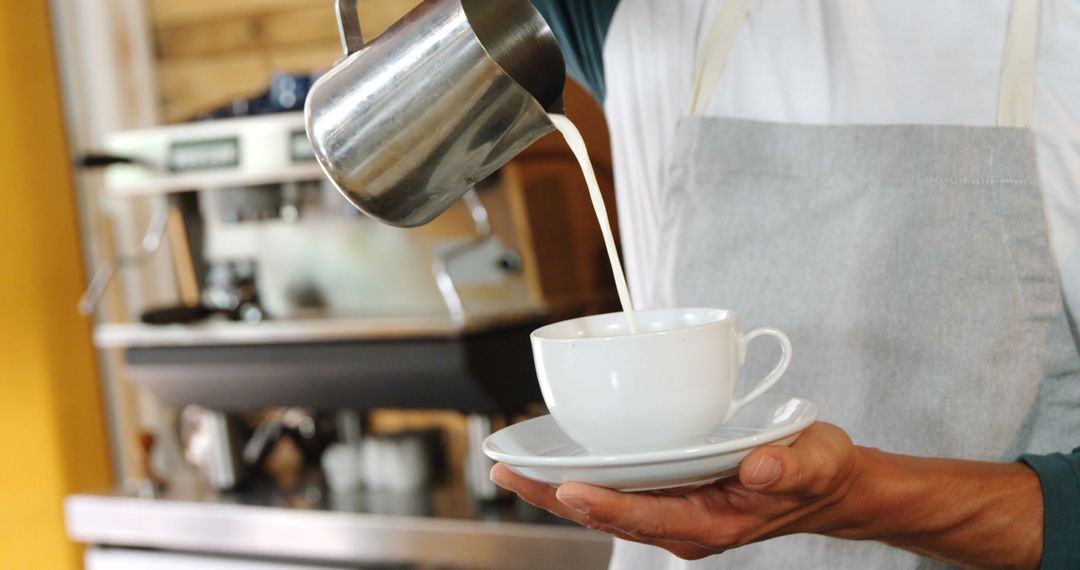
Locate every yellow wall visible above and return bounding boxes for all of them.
[0,1,113,569]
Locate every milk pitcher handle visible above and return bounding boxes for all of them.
[336,0,365,59]
[725,328,792,422]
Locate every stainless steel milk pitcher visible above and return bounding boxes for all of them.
[305,0,566,227]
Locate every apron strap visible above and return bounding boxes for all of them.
[688,0,1040,127]
[997,0,1040,128]
[688,0,750,117]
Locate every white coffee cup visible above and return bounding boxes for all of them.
[531,308,791,455]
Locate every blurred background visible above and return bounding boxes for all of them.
[0,1,620,568]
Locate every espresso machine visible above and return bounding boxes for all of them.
[86,110,548,411]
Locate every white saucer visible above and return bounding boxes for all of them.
[483,394,818,491]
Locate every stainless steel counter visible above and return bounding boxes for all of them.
[65,485,612,569]
[94,310,546,349]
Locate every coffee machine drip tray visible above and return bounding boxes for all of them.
[97,311,544,414]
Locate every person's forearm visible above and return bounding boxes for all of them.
[825,448,1044,569]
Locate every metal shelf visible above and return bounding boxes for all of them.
[101,312,545,413]
[66,485,612,569]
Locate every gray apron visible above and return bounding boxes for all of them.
[611,0,1080,568]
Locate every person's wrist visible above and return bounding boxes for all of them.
[816,448,1043,569]
[805,445,893,541]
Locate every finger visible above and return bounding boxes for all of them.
[555,482,720,545]
[714,476,803,518]
[490,464,584,522]
[737,422,857,497]
[587,518,716,560]
[491,466,712,558]
[580,508,718,560]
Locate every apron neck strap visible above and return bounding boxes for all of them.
[997,0,1040,128]
[689,0,1040,127]
[688,0,750,116]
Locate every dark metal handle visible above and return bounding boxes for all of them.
[336,0,365,59]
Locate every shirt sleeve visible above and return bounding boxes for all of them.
[530,0,621,101]
[1020,447,1080,569]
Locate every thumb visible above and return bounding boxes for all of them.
[737,422,856,497]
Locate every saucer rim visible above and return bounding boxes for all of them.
[483,394,818,468]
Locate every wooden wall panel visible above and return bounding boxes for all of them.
[266,41,345,72]
[259,7,341,47]
[154,6,339,59]
[356,0,422,37]
[150,0,327,27]
[154,19,257,58]
[157,52,267,121]
[148,0,420,122]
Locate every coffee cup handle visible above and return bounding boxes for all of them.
[724,328,792,422]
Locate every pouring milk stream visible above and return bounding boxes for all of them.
[549,114,637,333]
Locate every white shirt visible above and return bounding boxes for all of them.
[603,0,1080,318]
